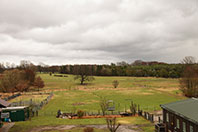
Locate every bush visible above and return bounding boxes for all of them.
[77,110,84,118]
[112,80,119,88]
[84,127,94,132]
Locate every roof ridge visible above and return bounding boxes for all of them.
[162,98,191,106]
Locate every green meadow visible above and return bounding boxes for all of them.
[9,73,186,132]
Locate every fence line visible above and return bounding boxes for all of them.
[10,92,54,112]
[22,92,52,95]
[3,93,21,101]
[140,111,163,123]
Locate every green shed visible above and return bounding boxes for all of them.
[1,106,29,122]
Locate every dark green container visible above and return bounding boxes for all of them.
[2,106,29,122]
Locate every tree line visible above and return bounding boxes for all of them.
[0,60,187,78]
[47,63,184,78]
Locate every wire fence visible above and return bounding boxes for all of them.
[38,110,125,117]
[5,93,162,122]
[10,92,54,112]
[3,93,21,101]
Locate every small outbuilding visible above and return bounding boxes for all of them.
[0,98,10,127]
[1,106,30,122]
[160,98,198,132]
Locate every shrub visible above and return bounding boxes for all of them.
[77,110,84,118]
[84,127,94,132]
[112,80,119,88]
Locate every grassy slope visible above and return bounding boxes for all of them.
[9,73,185,132]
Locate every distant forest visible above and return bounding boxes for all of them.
[52,62,184,78]
[0,60,185,78]
[0,60,196,78]
[0,60,186,78]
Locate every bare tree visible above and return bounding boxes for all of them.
[0,63,5,73]
[106,117,121,132]
[99,97,109,116]
[181,56,196,64]
[0,68,40,93]
[116,61,128,66]
[0,69,27,92]
[180,56,198,97]
[132,60,143,66]
[16,81,30,92]
[179,66,198,97]
[73,65,94,85]
[34,76,45,91]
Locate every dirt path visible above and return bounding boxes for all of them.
[30,125,139,132]
[0,123,15,132]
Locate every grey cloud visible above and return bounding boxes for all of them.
[0,0,197,65]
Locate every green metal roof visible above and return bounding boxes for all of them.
[160,98,198,125]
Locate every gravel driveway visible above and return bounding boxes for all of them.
[30,124,139,132]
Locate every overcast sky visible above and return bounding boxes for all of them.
[0,0,197,65]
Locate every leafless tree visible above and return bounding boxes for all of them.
[180,56,198,97]
[73,65,94,85]
[106,117,121,132]
[181,56,196,64]
[34,76,45,91]
[179,66,198,97]
[99,97,109,116]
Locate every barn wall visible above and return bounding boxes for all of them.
[163,108,198,132]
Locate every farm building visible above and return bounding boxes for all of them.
[160,98,198,132]
[0,98,10,127]
[1,106,30,122]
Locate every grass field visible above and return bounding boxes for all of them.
[9,94,48,103]
[9,73,186,132]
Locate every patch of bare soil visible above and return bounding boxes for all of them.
[116,89,153,95]
[157,87,178,92]
[141,92,153,95]
[71,115,122,119]
[0,123,15,132]
[72,102,85,106]
[0,93,14,98]
[44,89,68,92]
